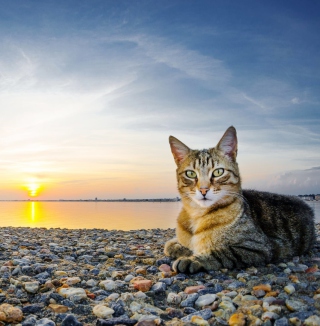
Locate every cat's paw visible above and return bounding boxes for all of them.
[172,256,204,274]
[164,238,193,259]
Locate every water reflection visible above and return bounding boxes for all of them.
[31,202,35,221]
[0,201,180,230]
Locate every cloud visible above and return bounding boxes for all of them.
[253,167,320,195]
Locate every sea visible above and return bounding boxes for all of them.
[0,200,319,230]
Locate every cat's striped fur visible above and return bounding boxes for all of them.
[164,126,315,273]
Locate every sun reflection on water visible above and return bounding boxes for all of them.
[31,202,35,221]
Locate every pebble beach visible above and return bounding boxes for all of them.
[0,224,319,326]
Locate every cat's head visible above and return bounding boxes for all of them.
[169,126,241,208]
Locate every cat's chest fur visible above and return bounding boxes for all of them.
[177,199,244,254]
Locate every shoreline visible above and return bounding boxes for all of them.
[0,224,319,325]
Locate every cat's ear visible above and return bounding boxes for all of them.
[169,136,190,165]
[216,126,238,160]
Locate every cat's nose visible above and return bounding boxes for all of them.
[200,188,209,196]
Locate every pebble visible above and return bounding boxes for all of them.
[195,294,217,307]
[284,284,295,295]
[93,305,115,318]
[0,224,318,325]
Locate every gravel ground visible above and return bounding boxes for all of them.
[0,224,319,326]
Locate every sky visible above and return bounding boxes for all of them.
[0,0,319,200]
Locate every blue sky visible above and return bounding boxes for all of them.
[0,0,319,199]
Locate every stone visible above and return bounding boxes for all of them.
[304,315,320,326]
[261,312,280,321]
[180,293,199,307]
[228,281,245,290]
[24,281,40,293]
[99,280,117,291]
[285,299,307,312]
[191,315,210,326]
[58,287,87,300]
[133,279,153,292]
[167,292,182,305]
[22,304,43,314]
[159,264,171,272]
[184,285,206,294]
[195,294,217,307]
[181,308,212,322]
[136,321,158,326]
[96,317,138,325]
[35,318,56,326]
[64,277,81,285]
[48,304,69,313]
[151,282,166,293]
[60,314,83,326]
[253,284,271,292]
[229,312,246,326]
[0,303,23,323]
[284,285,295,295]
[274,317,289,326]
[93,305,115,318]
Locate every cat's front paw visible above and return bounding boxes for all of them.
[164,238,193,259]
[172,256,204,274]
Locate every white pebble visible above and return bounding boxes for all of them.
[93,305,114,318]
[99,279,117,291]
[284,284,295,294]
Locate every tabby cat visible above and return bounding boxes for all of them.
[164,126,315,273]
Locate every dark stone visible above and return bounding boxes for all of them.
[183,307,197,314]
[181,308,212,321]
[22,304,43,314]
[227,281,245,290]
[167,308,184,319]
[147,266,158,274]
[34,318,55,326]
[198,285,223,295]
[90,268,100,275]
[274,317,289,326]
[61,314,83,326]
[61,299,76,308]
[34,271,50,281]
[72,304,93,315]
[174,273,187,281]
[110,302,126,317]
[170,284,181,293]
[49,293,64,303]
[288,311,313,321]
[151,282,166,293]
[22,316,37,326]
[156,257,172,266]
[96,317,138,326]
[159,278,172,285]
[180,293,199,307]
[22,266,33,275]
[105,252,116,258]
[34,265,46,274]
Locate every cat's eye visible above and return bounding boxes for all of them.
[213,168,224,177]
[185,170,197,179]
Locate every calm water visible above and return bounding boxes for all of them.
[0,200,319,230]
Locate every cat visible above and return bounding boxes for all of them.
[164,126,315,274]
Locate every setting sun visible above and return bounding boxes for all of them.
[28,183,40,197]
[22,179,42,197]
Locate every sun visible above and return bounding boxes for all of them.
[23,179,42,198]
[27,183,40,197]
